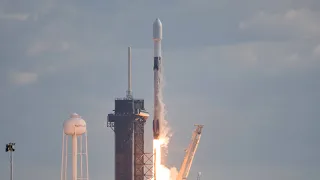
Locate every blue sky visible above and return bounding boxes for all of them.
[0,0,319,179]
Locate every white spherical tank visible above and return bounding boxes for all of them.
[63,113,87,135]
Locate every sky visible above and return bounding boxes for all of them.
[0,0,319,180]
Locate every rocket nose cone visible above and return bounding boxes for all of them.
[153,18,162,40]
[153,18,162,28]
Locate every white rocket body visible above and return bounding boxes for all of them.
[152,18,163,140]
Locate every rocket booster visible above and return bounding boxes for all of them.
[153,18,162,140]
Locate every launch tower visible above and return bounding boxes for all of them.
[107,47,153,180]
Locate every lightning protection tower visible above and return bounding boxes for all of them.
[107,47,152,180]
[61,113,89,180]
[5,142,15,180]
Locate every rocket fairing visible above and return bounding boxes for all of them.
[153,18,162,140]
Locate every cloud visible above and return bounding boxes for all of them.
[27,41,70,56]
[313,44,320,58]
[239,8,320,40]
[0,13,30,21]
[9,72,38,85]
[164,41,318,81]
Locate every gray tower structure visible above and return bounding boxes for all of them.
[107,47,153,180]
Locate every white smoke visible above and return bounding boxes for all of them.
[157,57,177,179]
[158,57,172,151]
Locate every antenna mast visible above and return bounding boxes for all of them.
[6,142,15,180]
[126,47,133,99]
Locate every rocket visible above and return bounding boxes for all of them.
[152,18,162,140]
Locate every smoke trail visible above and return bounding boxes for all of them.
[158,57,172,154]
[156,57,178,180]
